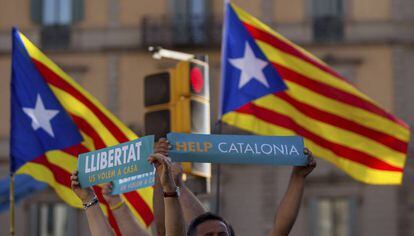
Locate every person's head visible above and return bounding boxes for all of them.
[187,212,235,236]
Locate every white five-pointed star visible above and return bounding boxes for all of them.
[229,42,270,89]
[22,94,59,137]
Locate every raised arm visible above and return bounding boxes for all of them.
[269,149,316,236]
[153,139,207,236]
[149,153,186,236]
[173,162,207,224]
[101,183,150,236]
[153,139,168,236]
[70,171,114,236]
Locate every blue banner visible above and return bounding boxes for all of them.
[111,170,155,195]
[77,135,155,188]
[167,133,307,166]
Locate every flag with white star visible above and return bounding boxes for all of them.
[220,3,287,115]
[10,28,82,172]
[219,3,410,185]
[8,28,154,233]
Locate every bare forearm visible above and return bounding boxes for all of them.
[164,197,186,236]
[112,203,149,236]
[270,175,305,236]
[154,178,167,236]
[85,204,115,236]
[179,184,206,225]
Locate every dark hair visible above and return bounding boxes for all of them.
[187,212,235,236]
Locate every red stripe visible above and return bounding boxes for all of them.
[275,92,408,153]
[236,103,403,172]
[61,143,90,156]
[242,22,348,81]
[31,155,72,186]
[32,59,129,143]
[124,190,154,226]
[273,63,409,128]
[70,114,106,149]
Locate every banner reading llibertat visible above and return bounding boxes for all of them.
[77,135,155,188]
[167,133,307,166]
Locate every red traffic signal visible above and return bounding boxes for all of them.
[190,66,204,94]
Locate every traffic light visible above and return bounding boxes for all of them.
[144,72,173,139]
[144,56,211,178]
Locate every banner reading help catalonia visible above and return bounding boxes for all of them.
[77,135,155,188]
[167,133,307,165]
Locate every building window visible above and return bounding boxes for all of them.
[30,0,84,49]
[29,202,78,236]
[311,0,344,42]
[310,197,356,236]
[31,0,84,26]
[142,0,221,47]
[42,0,73,26]
[170,0,211,46]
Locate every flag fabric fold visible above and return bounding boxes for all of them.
[220,3,410,184]
[10,27,153,234]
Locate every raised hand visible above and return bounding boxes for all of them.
[102,182,123,207]
[292,148,316,178]
[70,171,96,204]
[154,137,169,156]
[148,153,177,192]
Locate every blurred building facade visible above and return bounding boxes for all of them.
[0,0,413,235]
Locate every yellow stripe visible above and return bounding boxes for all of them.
[45,150,78,173]
[49,85,118,146]
[222,111,295,136]
[16,162,83,207]
[222,112,402,184]
[284,81,410,141]
[100,203,109,217]
[230,3,329,66]
[253,95,406,168]
[256,40,374,102]
[80,131,96,151]
[19,32,137,141]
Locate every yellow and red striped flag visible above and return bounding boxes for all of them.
[11,28,153,234]
[220,3,410,184]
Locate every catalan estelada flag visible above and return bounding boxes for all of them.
[10,27,153,234]
[220,3,410,184]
